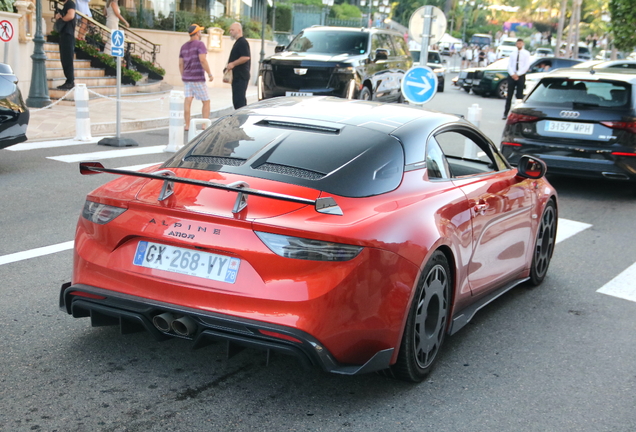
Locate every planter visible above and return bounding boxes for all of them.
[47,34,60,43]
[148,70,164,81]
[122,75,137,85]
[75,49,94,60]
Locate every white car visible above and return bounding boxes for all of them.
[496,38,518,58]
[533,47,554,57]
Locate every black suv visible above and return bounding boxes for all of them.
[257,26,413,102]
[501,69,636,182]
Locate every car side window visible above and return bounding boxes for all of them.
[372,34,392,56]
[425,138,452,179]
[434,130,501,177]
[391,35,408,57]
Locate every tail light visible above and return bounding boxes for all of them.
[611,152,636,157]
[600,121,636,134]
[501,142,522,147]
[506,113,539,125]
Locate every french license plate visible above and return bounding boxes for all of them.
[133,241,240,284]
[545,121,594,135]
[286,91,313,96]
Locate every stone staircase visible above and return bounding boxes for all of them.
[44,42,170,101]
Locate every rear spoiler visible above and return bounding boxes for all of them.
[79,162,343,216]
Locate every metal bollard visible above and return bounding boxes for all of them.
[187,119,212,142]
[464,103,482,159]
[74,84,92,141]
[164,90,184,153]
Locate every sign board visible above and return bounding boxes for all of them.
[408,6,446,46]
[0,20,14,42]
[111,30,125,57]
[401,66,438,105]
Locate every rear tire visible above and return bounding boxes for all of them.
[528,200,557,286]
[391,251,450,382]
[496,80,508,99]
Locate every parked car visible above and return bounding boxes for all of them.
[425,50,446,92]
[452,67,479,92]
[60,96,557,382]
[501,69,636,182]
[496,37,518,58]
[573,59,636,71]
[559,43,592,60]
[257,26,412,102]
[595,50,625,60]
[475,57,582,98]
[524,57,585,94]
[0,63,29,149]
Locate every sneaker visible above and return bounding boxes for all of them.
[57,82,74,90]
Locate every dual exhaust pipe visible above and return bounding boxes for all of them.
[153,312,198,336]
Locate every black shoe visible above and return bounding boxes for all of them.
[57,82,74,90]
[502,115,508,120]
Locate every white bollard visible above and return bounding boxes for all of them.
[164,90,185,153]
[464,103,482,159]
[187,118,212,142]
[74,84,92,141]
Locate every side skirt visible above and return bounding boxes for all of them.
[449,277,529,335]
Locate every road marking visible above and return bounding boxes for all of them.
[597,263,636,303]
[556,218,591,244]
[0,241,74,266]
[47,145,166,163]
[9,138,101,151]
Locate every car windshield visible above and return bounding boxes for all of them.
[526,78,631,108]
[471,35,491,46]
[501,40,516,46]
[428,52,441,64]
[287,31,368,55]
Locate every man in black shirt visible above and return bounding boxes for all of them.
[55,0,76,90]
[226,22,251,109]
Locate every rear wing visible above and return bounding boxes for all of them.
[79,162,343,216]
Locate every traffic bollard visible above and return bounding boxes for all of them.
[74,84,92,141]
[164,90,184,153]
[187,119,212,142]
[464,103,482,159]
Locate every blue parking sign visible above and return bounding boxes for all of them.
[401,66,438,105]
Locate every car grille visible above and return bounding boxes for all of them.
[273,65,332,89]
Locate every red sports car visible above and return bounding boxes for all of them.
[60,97,557,382]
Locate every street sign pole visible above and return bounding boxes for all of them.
[99,30,138,147]
[421,6,432,67]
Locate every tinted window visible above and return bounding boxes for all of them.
[391,35,408,57]
[426,139,451,179]
[287,31,368,55]
[165,115,405,197]
[527,78,631,108]
[428,52,442,64]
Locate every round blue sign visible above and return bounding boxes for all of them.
[401,66,438,105]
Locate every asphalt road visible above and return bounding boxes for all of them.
[1,83,635,432]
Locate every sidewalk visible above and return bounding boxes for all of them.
[26,84,258,142]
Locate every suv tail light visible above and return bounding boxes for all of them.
[600,121,636,134]
[506,113,539,125]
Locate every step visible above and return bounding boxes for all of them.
[47,67,105,79]
[44,42,60,51]
[46,59,92,69]
[48,76,117,87]
[48,80,166,101]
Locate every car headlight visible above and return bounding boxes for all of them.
[82,201,126,225]
[260,63,273,72]
[255,231,363,261]
[334,66,354,74]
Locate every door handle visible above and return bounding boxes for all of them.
[473,203,488,214]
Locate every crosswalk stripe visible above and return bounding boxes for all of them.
[116,162,164,171]
[597,263,636,303]
[0,241,74,266]
[9,138,102,151]
[46,145,167,163]
[556,218,591,244]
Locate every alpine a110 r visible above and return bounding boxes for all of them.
[60,97,558,382]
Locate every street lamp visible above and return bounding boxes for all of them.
[321,0,333,25]
[26,0,51,108]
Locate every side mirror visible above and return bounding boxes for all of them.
[516,155,547,179]
[274,45,286,53]
[374,48,389,61]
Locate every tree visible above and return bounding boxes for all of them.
[609,0,636,51]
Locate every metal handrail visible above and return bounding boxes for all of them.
[48,0,160,66]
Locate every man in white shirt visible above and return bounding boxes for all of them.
[503,38,531,120]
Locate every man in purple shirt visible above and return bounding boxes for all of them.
[179,24,214,131]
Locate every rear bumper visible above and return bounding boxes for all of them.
[59,283,394,375]
[501,144,636,181]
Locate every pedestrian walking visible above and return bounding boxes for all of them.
[179,24,214,131]
[503,38,530,120]
[54,0,76,90]
[104,0,129,29]
[75,0,91,40]
[226,22,251,110]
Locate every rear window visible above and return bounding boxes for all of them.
[428,52,442,64]
[164,115,405,198]
[526,78,631,108]
[287,31,368,55]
